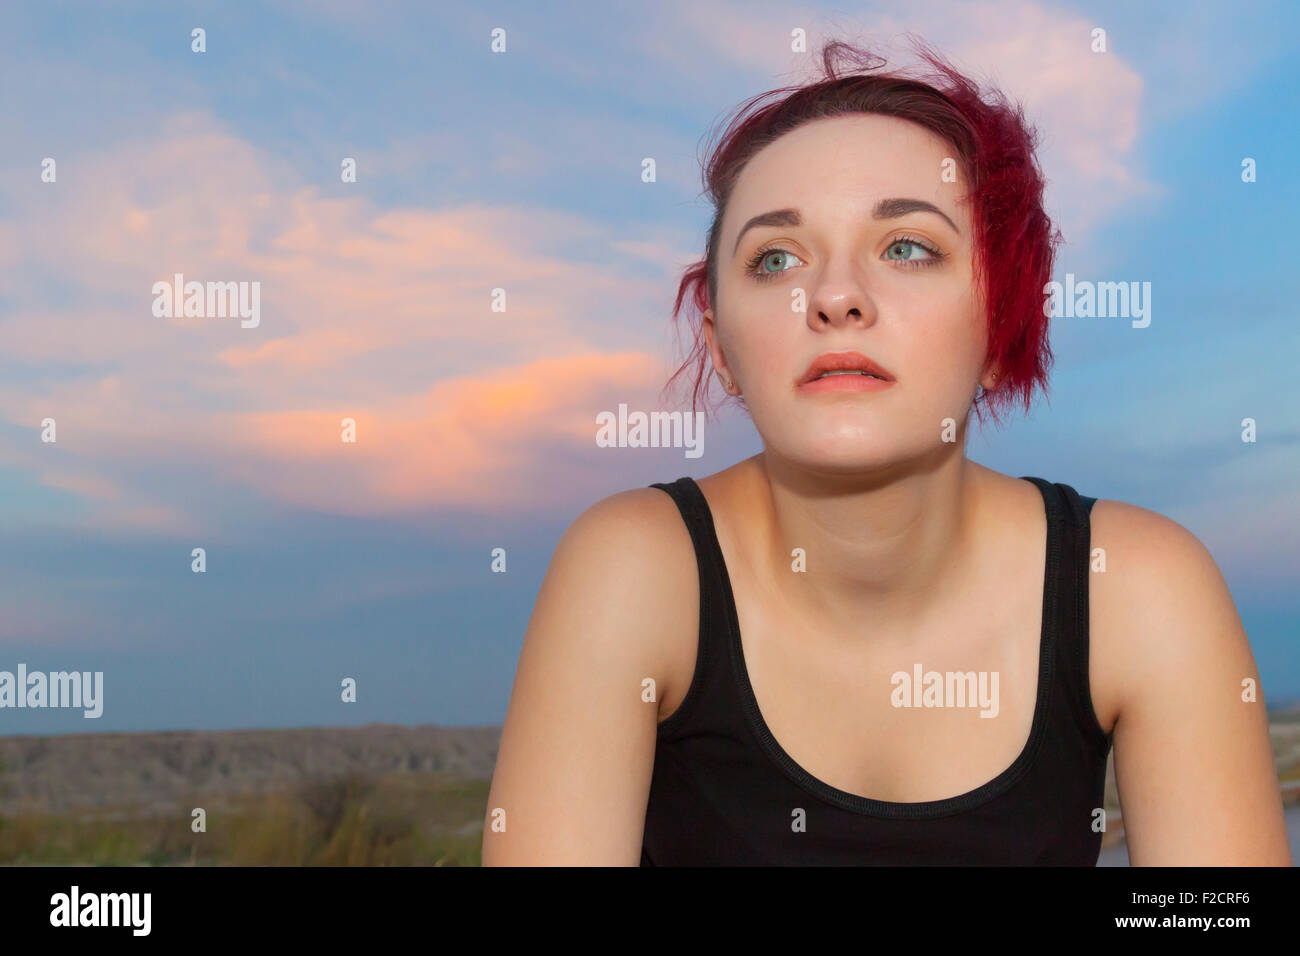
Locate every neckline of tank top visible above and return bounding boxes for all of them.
[665,473,1067,820]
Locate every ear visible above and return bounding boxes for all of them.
[702,310,738,395]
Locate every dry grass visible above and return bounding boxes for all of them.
[0,771,489,866]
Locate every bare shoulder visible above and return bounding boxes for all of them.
[1088,497,1235,655]
[481,485,700,863]
[1086,496,1289,863]
[563,484,691,549]
[1087,496,1248,729]
[556,485,696,592]
[545,485,699,698]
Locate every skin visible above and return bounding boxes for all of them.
[483,114,1292,865]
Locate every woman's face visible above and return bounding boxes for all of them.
[706,113,993,475]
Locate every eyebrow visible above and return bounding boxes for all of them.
[731,198,961,256]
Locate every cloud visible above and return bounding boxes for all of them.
[0,110,688,529]
[640,0,1157,243]
[220,350,665,515]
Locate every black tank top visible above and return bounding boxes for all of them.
[640,475,1113,865]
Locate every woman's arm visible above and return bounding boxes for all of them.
[481,489,692,865]
[1092,501,1292,865]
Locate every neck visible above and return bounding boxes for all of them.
[735,448,991,642]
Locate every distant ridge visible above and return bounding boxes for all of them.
[1269,699,1300,723]
[0,723,501,815]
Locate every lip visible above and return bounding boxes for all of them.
[796,350,896,393]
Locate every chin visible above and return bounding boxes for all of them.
[775,435,904,474]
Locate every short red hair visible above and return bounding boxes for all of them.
[660,35,1061,428]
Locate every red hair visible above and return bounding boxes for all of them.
[659,35,1061,428]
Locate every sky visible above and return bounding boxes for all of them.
[1,0,1297,734]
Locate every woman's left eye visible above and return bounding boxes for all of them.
[883,237,946,268]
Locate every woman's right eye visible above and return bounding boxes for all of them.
[744,246,805,282]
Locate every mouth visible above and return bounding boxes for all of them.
[796,351,895,393]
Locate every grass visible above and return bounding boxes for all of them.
[0,771,489,866]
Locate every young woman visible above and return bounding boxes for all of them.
[482,39,1291,865]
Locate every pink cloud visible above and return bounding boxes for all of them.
[39,470,121,500]
[221,351,664,515]
[0,111,683,528]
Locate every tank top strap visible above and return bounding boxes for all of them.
[1021,476,1111,755]
[647,476,734,737]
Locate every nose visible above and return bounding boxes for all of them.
[806,270,878,332]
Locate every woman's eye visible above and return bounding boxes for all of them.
[884,239,934,262]
[746,248,804,281]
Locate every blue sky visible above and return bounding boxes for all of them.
[0,0,1297,733]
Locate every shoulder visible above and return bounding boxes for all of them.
[1083,495,1287,863]
[537,484,699,681]
[486,485,701,863]
[1086,496,1246,711]
[1087,496,1229,622]
[553,484,696,575]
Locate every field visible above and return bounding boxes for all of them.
[0,724,497,866]
[2,713,1298,865]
